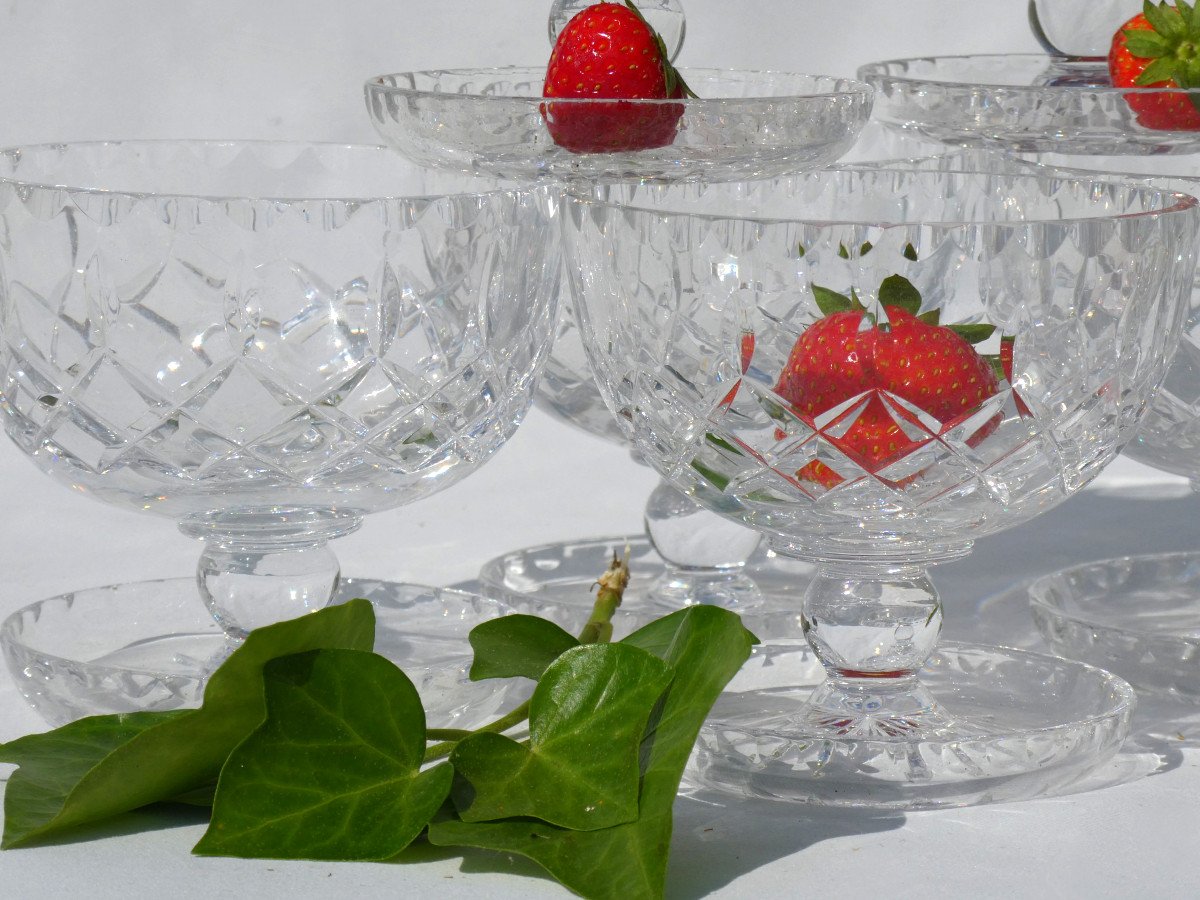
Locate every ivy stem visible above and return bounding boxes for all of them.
[426,728,474,741]
[422,552,631,764]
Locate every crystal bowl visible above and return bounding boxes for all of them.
[0,579,533,727]
[364,67,873,183]
[859,54,1200,155]
[1029,553,1200,699]
[0,141,560,638]
[566,168,1198,559]
[561,166,1199,805]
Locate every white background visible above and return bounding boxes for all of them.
[5,2,1200,899]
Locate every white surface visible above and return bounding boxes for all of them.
[3,2,1200,898]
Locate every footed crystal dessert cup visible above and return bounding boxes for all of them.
[0,141,560,640]
[563,167,1200,742]
[364,63,873,612]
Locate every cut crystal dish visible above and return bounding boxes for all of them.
[561,166,1200,806]
[476,535,813,632]
[0,141,560,713]
[364,67,872,182]
[1,580,532,727]
[690,638,1136,809]
[858,54,1200,155]
[1029,553,1200,699]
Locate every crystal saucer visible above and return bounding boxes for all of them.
[1029,553,1200,700]
[364,67,872,182]
[475,535,814,636]
[689,638,1136,809]
[858,54,1200,155]
[1,579,532,727]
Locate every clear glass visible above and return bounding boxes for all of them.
[364,68,873,183]
[536,288,766,610]
[549,0,686,63]
[0,141,561,639]
[1028,0,1138,58]
[476,534,814,632]
[859,54,1200,156]
[1029,552,1200,699]
[563,167,1199,804]
[690,639,1136,809]
[0,579,533,726]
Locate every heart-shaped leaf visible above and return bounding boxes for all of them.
[0,600,375,848]
[194,648,450,860]
[429,606,757,900]
[468,614,579,681]
[451,642,672,830]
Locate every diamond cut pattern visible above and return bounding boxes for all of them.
[0,143,559,520]
[566,169,1197,556]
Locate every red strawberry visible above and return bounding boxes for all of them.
[998,335,1032,416]
[718,331,756,409]
[542,1,693,153]
[776,279,1000,488]
[1109,2,1200,131]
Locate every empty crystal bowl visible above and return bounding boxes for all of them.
[1028,553,1200,699]
[0,141,560,641]
[364,68,872,183]
[561,166,1200,805]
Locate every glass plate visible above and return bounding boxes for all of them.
[858,54,1200,155]
[476,535,815,636]
[364,67,872,182]
[1029,552,1200,699]
[1,578,531,727]
[688,639,1135,809]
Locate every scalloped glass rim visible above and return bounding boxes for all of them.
[366,66,872,105]
[364,67,874,182]
[1028,552,1200,698]
[0,578,530,726]
[857,54,1200,154]
[565,167,1200,230]
[860,53,1200,98]
[0,140,519,204]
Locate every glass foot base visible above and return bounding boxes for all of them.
[1,578,531,728]
[476,535,813,635]
[689,639,1135,810]
[1029,552,1200,700]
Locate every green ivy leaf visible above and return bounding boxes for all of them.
[0,600,375,848]
[878,273,922,316]
[450,643,673,831]
[468,615,579,681]
[428,606,757,900]
[193,648,450,860]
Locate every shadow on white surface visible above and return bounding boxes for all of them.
[667,793,903,897]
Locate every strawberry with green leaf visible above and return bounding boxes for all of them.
[776,274,1001,488]
[1109,1,1200,130]
[542,1,696,153]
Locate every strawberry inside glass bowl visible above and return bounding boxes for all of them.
[364,68,872,183]
[562,165,1200,807]
[859,54,1200,155]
